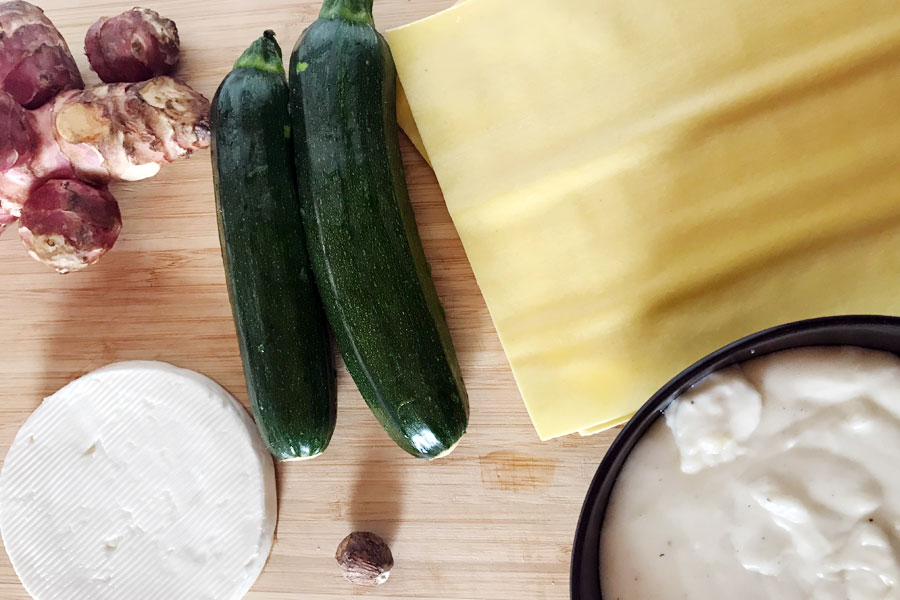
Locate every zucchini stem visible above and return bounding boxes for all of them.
[234,30,285,75]
[319,0,375,25]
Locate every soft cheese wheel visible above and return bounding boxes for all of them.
[0,361,277,600]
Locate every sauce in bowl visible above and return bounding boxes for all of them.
[600,346,900,599]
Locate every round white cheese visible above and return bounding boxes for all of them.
[0,361,277,600]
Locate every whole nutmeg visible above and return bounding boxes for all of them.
[335,531,393,586]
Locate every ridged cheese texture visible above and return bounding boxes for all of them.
[0,362,277,600]
[388,0,900,439]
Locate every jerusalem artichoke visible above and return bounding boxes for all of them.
[0,76,209,217]
[85,8,179,84]
[0,0,83,109]
[0,2,208,272]
[19,178,121,273]
[0,89,42,215]
[53,76,210,182]
[0,88,35,171]
[0,208,16,234]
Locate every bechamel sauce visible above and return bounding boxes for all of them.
[600,347,900,599]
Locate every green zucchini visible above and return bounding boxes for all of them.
[211,31,336,460]
[289,0,469,459]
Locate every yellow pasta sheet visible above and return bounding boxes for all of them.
[397,82,430,164]
[387,0,900,439]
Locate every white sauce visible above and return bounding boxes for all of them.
[0,362,277,600]
[600,347,900,599]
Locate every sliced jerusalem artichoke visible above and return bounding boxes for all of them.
[86,8,179,83]
[52,76,210,182]
[0,0,84,109]
[19,179,121,273]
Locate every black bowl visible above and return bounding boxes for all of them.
[570,314,900,600]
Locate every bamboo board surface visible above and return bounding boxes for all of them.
[0,1,618,598]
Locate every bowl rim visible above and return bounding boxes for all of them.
[569,314,900,600]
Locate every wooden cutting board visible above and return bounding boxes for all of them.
[0,1,618,598]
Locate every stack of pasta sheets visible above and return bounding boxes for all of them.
[387,0,900,439]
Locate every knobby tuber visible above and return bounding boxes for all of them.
[0,0,83,109]
[85,8,179,83]
[53,76,210,182]
[0,76,209,217]
[0,2,207,272]
[0,88,41,217]
[0,88,35,171]
[0,88,73,216]
[19,179,121,273]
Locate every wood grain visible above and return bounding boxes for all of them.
[0,2,618,598]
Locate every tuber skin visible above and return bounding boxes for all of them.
[85,8,179,83]
[0,76,209,217]
[19,179,121,273]
[0,0,84,109]
[0,93,75,217]
[52,76,210,182]
[0,88,47,217]
[335,532,394,586]
[0,88,35,171]
[0,207,16,235]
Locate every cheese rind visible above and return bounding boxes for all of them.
[389,0,900,439]
[0,361,277,600]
